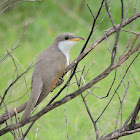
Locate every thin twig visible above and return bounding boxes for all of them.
[86,2,95,19]
[84,60,95,80]
[64,85,71,140]
[125,62,139,91]
[24,77,30,98]
[22,121,35,139]
[0,25,26,64]
[5,120,18,140]
[0,0,41,15]
[0,0,8,6]
[120,0,138,57]
[105,0,117,31]
[115,83,129,130]
[75,73,99,140]
[100,127,140,140]
[63,12,140,76]
[0,61,35,107]
[129,97,140,128]
[96,52,140,123]
[0,95,18,139]
[121,29,139,35]
[123,0,132,18]
[7,50,19,76]
[35,105,42,140]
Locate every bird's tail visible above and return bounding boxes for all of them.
[21,100,35,120]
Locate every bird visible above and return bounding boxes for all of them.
[21,33,84,120]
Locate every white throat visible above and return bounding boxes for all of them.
[58,40,77,67]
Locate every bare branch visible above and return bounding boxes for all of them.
[123,0,132,18]
[0,0,41,15]
[121,29,139,35]
[7,50,19,76]
[96,51,140,123]
[0,25,26,64]
[0,0,8,6]
[75,73,99,140]
[86,2,95,19]
[22,121,35,139]
[100,97,140,140]
[130,97,140,128]
[64,12,140,75]
[64,85,71,140]
[105,0,117,31]
[115,83,129,130]
[100,124,140,140]
[0,62,35,107]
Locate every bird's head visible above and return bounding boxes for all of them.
[56,33,84,53]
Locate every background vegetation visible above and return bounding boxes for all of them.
[0,0,139,139]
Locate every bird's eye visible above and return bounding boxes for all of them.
[64,36,69,40]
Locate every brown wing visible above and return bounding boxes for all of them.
[35,77,59,105]
[21,64,43,120]
[35,46,66,105]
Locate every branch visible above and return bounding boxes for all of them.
[0,13,139,125]
[129,97,140,128]
[0,0,41,15]
[0,25,27,64]
[115,83,129,130]
[105,0,117,31]
[0,63,34,107]
[100,97,140,140]
[75,72,99,139]
[0,0,8,7]
[100,123,140,140]
[0,43,139,135]
[0,102,27,125]
[64,12,140,75]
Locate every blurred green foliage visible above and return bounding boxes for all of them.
[0,0,140,140]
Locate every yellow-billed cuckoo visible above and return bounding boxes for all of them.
[21,33,84,120]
